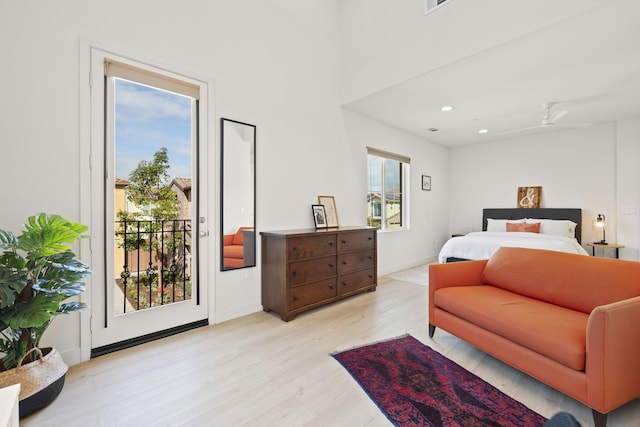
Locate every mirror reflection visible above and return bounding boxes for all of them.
[221,118,256,271]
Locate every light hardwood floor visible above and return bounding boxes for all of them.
[23,271,640,427]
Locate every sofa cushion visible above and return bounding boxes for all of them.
[223,245,243,259]
[224,258,244,268]
[434,286,588,370]
[232,229,245,245]
[482,247,640,314]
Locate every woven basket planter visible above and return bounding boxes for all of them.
[0,347,68,419]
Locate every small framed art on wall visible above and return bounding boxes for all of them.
[422,175,431,191]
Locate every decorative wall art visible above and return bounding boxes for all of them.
[312,204,328,229]
[517,186,542,208]
[318,195,339,228]
[422,175,431,191]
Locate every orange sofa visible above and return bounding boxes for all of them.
[223,227,254,268]
[429,247,640,427]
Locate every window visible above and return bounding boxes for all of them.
[367,147,410,230]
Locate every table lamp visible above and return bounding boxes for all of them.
[594,214,607,244]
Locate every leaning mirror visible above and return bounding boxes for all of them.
[220,118,256,271]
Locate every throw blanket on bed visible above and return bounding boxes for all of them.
[438,231,589,263]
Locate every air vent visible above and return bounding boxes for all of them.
[424,0,450,14]
[427,128,440,133]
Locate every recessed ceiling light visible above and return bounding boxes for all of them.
[441,105,454,112]
[478,129,488,134]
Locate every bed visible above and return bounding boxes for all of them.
[438,208,589,263]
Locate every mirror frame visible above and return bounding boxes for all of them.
[220,118,256,271]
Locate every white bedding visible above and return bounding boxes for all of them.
[438,231,589,263]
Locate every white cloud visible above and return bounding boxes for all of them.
[115,79,192,123]
[113,79,193,180]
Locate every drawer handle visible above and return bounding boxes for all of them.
[329,264,334,268]
[329,285,334,290]
[342,261,347,265]
[292,271,299,276]
[342,240,347,244]
[369,256,373,260]
[293,246,298,251]
[368,236,372,240]
[342,282,348,286]
[328,241,333,246]
[369,275,373,279]
[293,296,300,301]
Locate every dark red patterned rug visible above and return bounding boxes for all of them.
[332,334,548,427]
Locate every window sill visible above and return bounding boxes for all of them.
[376,227,407,234]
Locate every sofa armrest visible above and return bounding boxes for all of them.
[429,259,487,325]
[586,295,640,413]
[223,234,234,245]
[429,259,488,291]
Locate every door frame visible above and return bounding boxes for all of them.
[79,40,216,362]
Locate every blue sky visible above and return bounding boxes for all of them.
[114,79,192,180]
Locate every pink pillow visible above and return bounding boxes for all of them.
[506,222,540,233]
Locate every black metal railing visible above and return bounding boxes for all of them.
[116,219,192,313]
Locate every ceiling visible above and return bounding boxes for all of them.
[343,1,640,147]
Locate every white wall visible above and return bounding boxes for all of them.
[0,0,445,365]
[615,119,640,260]
[448,123,622,250]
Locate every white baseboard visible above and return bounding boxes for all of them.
[59,347,83,367]
[214,302,263,324]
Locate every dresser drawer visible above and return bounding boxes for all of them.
[289,256,337,285]
[337,229,375,253]
[339,268,376,295]
[339,249,375,274]
[288,235,337,260]
[289,279,337,310]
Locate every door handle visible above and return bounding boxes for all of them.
[199,231,208,237]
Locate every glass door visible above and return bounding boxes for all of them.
[90,51,210,354]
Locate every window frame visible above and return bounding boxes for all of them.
[366,147,410,231]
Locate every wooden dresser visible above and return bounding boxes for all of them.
[261,226,377,321]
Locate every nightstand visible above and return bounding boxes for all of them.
[586,243,624,259]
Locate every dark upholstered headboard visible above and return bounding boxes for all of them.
[482,208,582,244]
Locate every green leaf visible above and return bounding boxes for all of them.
[33,279,86,296]
[57,301,87,314]
[0,229,18,250]
[18,213,88,257]
[3,296,60,330]
[0,269,27,308]
[0,251,26,269]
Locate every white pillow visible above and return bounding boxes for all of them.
[526,218,577,238]
[486,218,525,232]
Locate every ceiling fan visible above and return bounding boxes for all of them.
[501,102,592,135]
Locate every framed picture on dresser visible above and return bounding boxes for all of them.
[312,204,328,229]
[318,195,339,228]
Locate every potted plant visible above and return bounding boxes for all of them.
[0,213,91,418]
